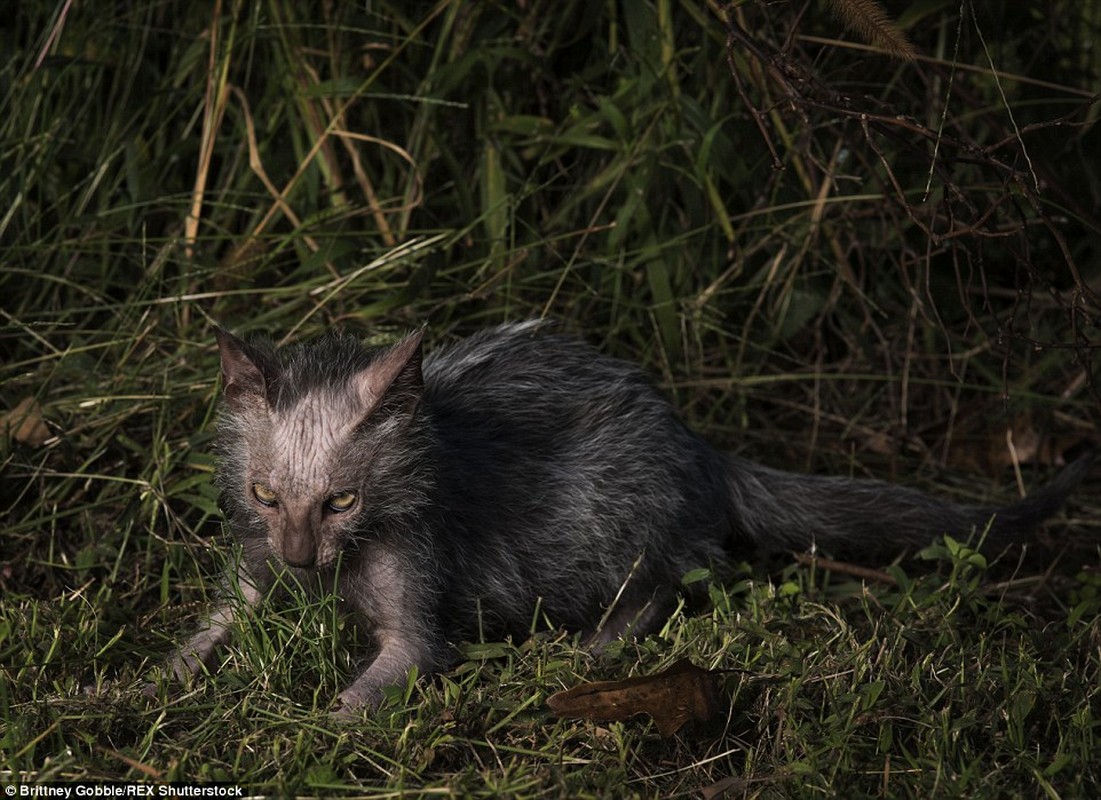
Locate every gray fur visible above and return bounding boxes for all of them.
[168,321,1095,715]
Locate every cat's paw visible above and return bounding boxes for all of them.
[166,649,206,683]
[328,700,359,721]
[329,684,385,721]
[140,661,182,701]
[329,692,366,722]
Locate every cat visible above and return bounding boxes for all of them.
[167,320,1095,715]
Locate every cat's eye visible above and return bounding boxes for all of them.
[251,482,278,507]
[326,491,357,513]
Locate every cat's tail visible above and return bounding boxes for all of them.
[724,446,1096,559]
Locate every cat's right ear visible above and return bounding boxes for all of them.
[214,327,277,409]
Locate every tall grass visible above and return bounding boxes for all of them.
[2,1,1099,795]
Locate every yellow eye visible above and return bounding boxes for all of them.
[251,482,278,506]
[326,491,357,512]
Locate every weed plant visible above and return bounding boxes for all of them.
[2,1,1100,796]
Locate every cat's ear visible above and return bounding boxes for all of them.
[215,327,278,409]
[353,327,426,422]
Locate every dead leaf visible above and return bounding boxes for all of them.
[701,772,791,799]
[700,775,749,800]
[944,411,1081,475]
[97,745,164,780]
[546,658,723,737]
[1,397,50,446]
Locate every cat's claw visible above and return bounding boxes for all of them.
[329,694,365,722]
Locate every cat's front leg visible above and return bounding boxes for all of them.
[168,564,269,681]
[331,628,439,717]
[330,543,445,717]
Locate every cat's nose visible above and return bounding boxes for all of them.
[283,549,316,568]
[282,532,316,568]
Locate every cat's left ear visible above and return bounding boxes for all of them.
[353,326,426,422]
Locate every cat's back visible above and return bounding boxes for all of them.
[423,320,651,409]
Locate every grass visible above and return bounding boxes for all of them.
[2,0,1101,796]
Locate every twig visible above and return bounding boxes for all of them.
[793,553,899,585]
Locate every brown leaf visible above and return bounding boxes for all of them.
[701,772,790,799]
[546,658,723,737]
[945,413,1081,475]
[97,745,164,780]
[1,397,51,447]
[700,775,749,800]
